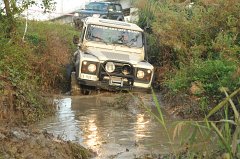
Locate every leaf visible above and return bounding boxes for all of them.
[129,91,164,126]
[211,122,232,154]
[219,119,237,126]
[222,87,239,120]
[151,88,165,125]
[189,127,198,145]
[206,87,240,119]
[173,121,185,140]
[232,125,240,155]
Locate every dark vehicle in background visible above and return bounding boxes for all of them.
[73,2,124,28]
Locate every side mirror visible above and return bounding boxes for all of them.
[144,26,151,32]
[73,35,79,44]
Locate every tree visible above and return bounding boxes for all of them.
[2,0,56,38]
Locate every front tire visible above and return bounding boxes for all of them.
[100,15,108,19]
[70,72,81,96]
[117,16,124,21]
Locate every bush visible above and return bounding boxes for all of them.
[25,21,78,91]
[167,60,239,98]
[138,0,240,103]
[0,19,78,122]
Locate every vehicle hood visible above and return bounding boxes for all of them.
[84,46,144,65]
[78,9,107,15]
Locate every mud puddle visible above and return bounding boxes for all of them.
[35,93,187,159]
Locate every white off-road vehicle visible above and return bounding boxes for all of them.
[71,17,154,94]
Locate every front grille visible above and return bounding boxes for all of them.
[114,63,125,74]
[99,61,135,87]
[100,61,134,76]
[101,52,130,61]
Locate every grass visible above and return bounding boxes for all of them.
[0,19,78,123]
[205,87,240,157]
[134,87,240,158]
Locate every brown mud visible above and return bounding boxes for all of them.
[0,123,96,159]
[33,93,215,159]
[0,90,210,159]
[159,89,202,120]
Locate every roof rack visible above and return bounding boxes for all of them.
[99,19,131,27]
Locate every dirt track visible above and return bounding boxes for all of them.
[0,91,203,159]
[0,125,95,159]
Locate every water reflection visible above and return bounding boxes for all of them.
[48,98,82,141]
[134,114,150,139]
[86,118,99,147]
[37,95,182,158]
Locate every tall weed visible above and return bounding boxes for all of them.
[145,88,240,158]
[205,87,240,157]
[0,19,78,122]
[25,21,78,91]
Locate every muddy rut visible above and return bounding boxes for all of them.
[34,93,186,159]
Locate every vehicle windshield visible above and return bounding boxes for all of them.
[85,3,108,11]
[86,25,143,48]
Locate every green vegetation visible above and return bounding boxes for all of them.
[138,0,240,114]
[142,88,240,158]
[1,0,56,38]
[0,18,78,122]
[206,88,240,157]
[137,0,240,157]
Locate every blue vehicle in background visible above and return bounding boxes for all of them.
[73,2,124,29]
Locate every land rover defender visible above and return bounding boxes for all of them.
[71,17,154,94]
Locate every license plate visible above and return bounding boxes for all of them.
[83,74,92,80]
[81,74,97,80]
[109,77,123,86]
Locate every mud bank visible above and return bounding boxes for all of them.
[156,88,203,120]
[0,125,95,159]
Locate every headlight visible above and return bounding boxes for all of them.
[137,70,145,79]
[81,61,98,75]
[88,64,96,72]
[105,62,115,73]
[136,68,152,82]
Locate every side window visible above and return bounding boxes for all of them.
[108,4,115,11]
[80,27,86,43]
[115,5,122,12]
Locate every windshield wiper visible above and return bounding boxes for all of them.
[125,38,138,48]
[91,36,110,45]
[109,39,135,47]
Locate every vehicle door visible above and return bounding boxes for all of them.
[114,4,123,20]
[107,4,116,19]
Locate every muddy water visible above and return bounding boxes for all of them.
[36,94,183,159]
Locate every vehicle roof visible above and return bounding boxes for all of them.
[84,17,143,32]
[88,2,120,4]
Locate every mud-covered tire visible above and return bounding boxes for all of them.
[82,89,91,95]
[146,88,152,94]
[117,16,124,21]
[100,15,108,19]
[66,64,73,91]
[70,72,81,96]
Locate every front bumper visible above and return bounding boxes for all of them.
[77,79,151,93]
